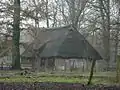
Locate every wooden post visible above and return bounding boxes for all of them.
[64,59,67,72]
[45,58,48,72]
[1,61,3,70]
[36,56,41,72]
[82,59,84,72]
[87,59,96,85]
[31,58,35,70]
[52,58,55,71]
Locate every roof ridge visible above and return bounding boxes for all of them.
[56,28,74,56]
[41,24,72,32]
[53,28,71,56]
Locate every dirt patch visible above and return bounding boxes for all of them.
[0,82,120,90]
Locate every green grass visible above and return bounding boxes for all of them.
[0,70,117,85]
[0,75,116,85]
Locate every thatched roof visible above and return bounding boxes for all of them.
[0,40,12,57]
[21,25,102,60]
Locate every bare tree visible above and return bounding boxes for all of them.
[12,0,21,69]
[98,0,110,67]
[45,0,49,28]
[113,0,120,83]
[65,0,88,27]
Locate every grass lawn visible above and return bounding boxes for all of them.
[0,70,117,85]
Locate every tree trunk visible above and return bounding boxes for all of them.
[115,2,120,83]
[45,0,49,28]
[12,0,21,69]
[87,59,96,85]
[70,0,75,25]
[116,56,120,83]
[115,23,119,83]
[99,0,110,67]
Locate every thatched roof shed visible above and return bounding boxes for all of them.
[22,25,102,60]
